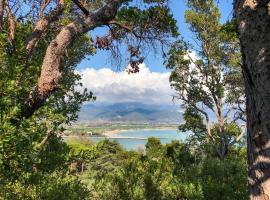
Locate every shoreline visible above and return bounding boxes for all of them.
[103,127,177,137]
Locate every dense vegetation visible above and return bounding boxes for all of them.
[67,138,247,200]
[0,0,177,198]
[1,0,270,199]
[166,0,245,160]
[0,23,93,200]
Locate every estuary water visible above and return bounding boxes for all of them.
[89,129,187,150]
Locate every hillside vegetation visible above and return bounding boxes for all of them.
[67,138,247,200]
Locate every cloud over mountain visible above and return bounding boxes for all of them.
[78,64,175,105]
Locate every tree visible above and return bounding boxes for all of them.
[166,0,245,159]
[234,0,270,199]
[77,138,247,200]
[0,17,94,198]
[1,0,178,120]
[0,0,178,197]
[91,139,204,200]
[199,148,247,200]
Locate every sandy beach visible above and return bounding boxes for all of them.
[103,127,177,138]
[103,129,128,137]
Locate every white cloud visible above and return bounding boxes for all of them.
[77,63,175,105]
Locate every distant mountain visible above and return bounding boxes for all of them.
[78,102,182,123]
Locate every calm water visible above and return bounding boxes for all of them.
[89,129,187,150]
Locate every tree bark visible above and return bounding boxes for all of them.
[0,0,4,29]
[5,2,16,47]
[22,0,127,118]
[235,0,270,199]
[25,3,64,56]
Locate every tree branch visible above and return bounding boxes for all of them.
[72,0,89,16]
[22,0,128,118]
[5,2,16,48]
[38,0,51,18]
[38,130,54,148]
[180,95,213,137]
[108,20,142,38]
[108,20,160,41]
[229,125,245,147]
[25,0,64,57]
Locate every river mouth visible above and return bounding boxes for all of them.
[87,129,187,150]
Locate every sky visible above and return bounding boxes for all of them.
[79,63,173,104]
[77,0,234,105]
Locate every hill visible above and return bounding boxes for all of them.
[78,102,181,124]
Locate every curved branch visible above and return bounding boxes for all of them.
[108,20,162,41]
[38,0,51,17]
[72,0,89,16]
[25,0,64,57]
[180,95,212,137]
[108,20,142,38]
[22,0,128,118]
[38,130,54,148]
[229,126,245,147]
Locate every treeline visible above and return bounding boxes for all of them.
[1,0,270,198]
[0,0,178,198]
[67,138,247,200]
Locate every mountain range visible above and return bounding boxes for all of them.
[78,102,182,124]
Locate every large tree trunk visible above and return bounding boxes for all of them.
[235,0,270,199]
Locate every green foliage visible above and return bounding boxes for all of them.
[116,6,179,38]
[166,0,245,158]
[179,106,206,135]
[0,1,247,199]
[90,139,202,200]
[145,137,163,157]
[200,149,247,200]
[67,138,247,200]
[0,172,90,200]
[0,0,179,197]
[0,20,95,198]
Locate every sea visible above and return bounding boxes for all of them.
[88,129,188,150]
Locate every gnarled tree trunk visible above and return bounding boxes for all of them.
[22,0,127,118]
[235,0,270,199]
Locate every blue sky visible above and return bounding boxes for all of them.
[78,0,234,105]
[77,0,234,72]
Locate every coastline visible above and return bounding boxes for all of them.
[103,127,177,138]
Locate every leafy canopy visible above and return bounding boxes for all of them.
[166,0,245,159]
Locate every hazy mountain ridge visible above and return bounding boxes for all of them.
[78,102,181,123]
